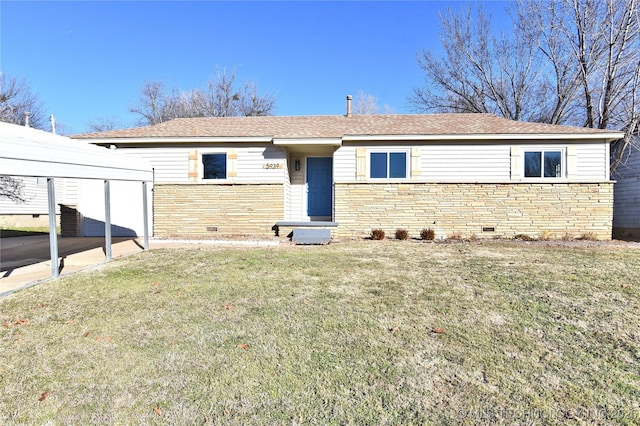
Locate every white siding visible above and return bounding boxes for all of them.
[288,157,307,220]
[421,144,511,181]
[574,143,609,180]
[613,144,640,228]
[62,179,78,205]
[115,141,611,185]
[283,154,292,220]
[513,142,608,181]
[117,147,190,183]
[0,177,77,215]
[333,146,357,182]
[335,143,511,182]
[335,141,609,183]
[234,145,286,183]
[118,145,287,184]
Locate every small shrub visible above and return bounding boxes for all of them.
[539,230,551,241]
[395,229,409,240]
[370,229,385,240]
[420,228,435,241]
[561,232,574,241]
[513,234,534,241]
[577,232,598,241]
[447,233,463,241]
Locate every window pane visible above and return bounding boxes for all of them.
[524,151,541,177]
[544,151,562,177]
[370,153,387,178]
[203,153,227,179]
[389,152,407,178]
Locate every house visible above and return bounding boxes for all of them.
[612,142,640,240]
[74,106,624,241]
[0,176,76,229]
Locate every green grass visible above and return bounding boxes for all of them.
[1,241,640,424]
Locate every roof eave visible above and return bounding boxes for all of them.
[76,131,626,145]
[342,132,625,142]
[75,136,274,145]
[273,138,342,146]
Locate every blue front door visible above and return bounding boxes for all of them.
[307,157,333,217]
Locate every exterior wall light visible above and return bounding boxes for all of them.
[295,160,301,171]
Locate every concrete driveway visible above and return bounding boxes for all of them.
[0,235,145,296]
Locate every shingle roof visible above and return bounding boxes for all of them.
[73,113,622,140]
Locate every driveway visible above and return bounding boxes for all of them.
[0,235,145,296]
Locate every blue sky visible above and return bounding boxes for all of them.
[0,1,512,134]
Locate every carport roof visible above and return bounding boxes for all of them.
[0,122,152,181]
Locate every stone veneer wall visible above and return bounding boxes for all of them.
[334,182,614,240]
[154,184,284,238]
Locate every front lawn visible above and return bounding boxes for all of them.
[1,241,639,424]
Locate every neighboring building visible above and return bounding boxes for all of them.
[74,111,623,240]
[612,142,640,240]
[0,176,77,229]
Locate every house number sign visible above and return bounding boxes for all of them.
[263,163,284,169]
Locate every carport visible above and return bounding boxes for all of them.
[0,122,153,280]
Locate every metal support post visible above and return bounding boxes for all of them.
[104,180,112,261]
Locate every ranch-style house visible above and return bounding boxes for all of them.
[74,108,623,241]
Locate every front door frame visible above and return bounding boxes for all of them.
[306,156,333,220]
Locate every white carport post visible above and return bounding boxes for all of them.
[47,178,59,278]
[142,181,149,250]
[104,180,112,261]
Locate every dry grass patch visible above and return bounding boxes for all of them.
[1,241,640,424]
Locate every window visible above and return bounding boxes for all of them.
[202,153,227,179]
[524,150,563,178]
[370,152,407,179]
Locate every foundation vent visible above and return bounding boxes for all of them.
[481,226,496,233]
[206,226,218,232]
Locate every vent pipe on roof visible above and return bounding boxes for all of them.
[346,95,352,117]
[24,111,31,127]
[50,115,56,134]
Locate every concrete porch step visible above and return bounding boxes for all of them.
[275,221,338,228]
[291,228,331,245]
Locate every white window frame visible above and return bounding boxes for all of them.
[523,147,566,179]
[368,149,410,180]
[199,151,229,182]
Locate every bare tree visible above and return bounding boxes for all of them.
[87,117,127,132]
[130,81,167,125]
[411,6,546,122]
[0,177,25,203]
[411,0,640,171]
[513,0,583,124]
[352,91,395,114]
[130,68,276,125]
[0,73,46,201]
[0,73,46,129]
[518,0,640,169]
[237,81,278,116]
